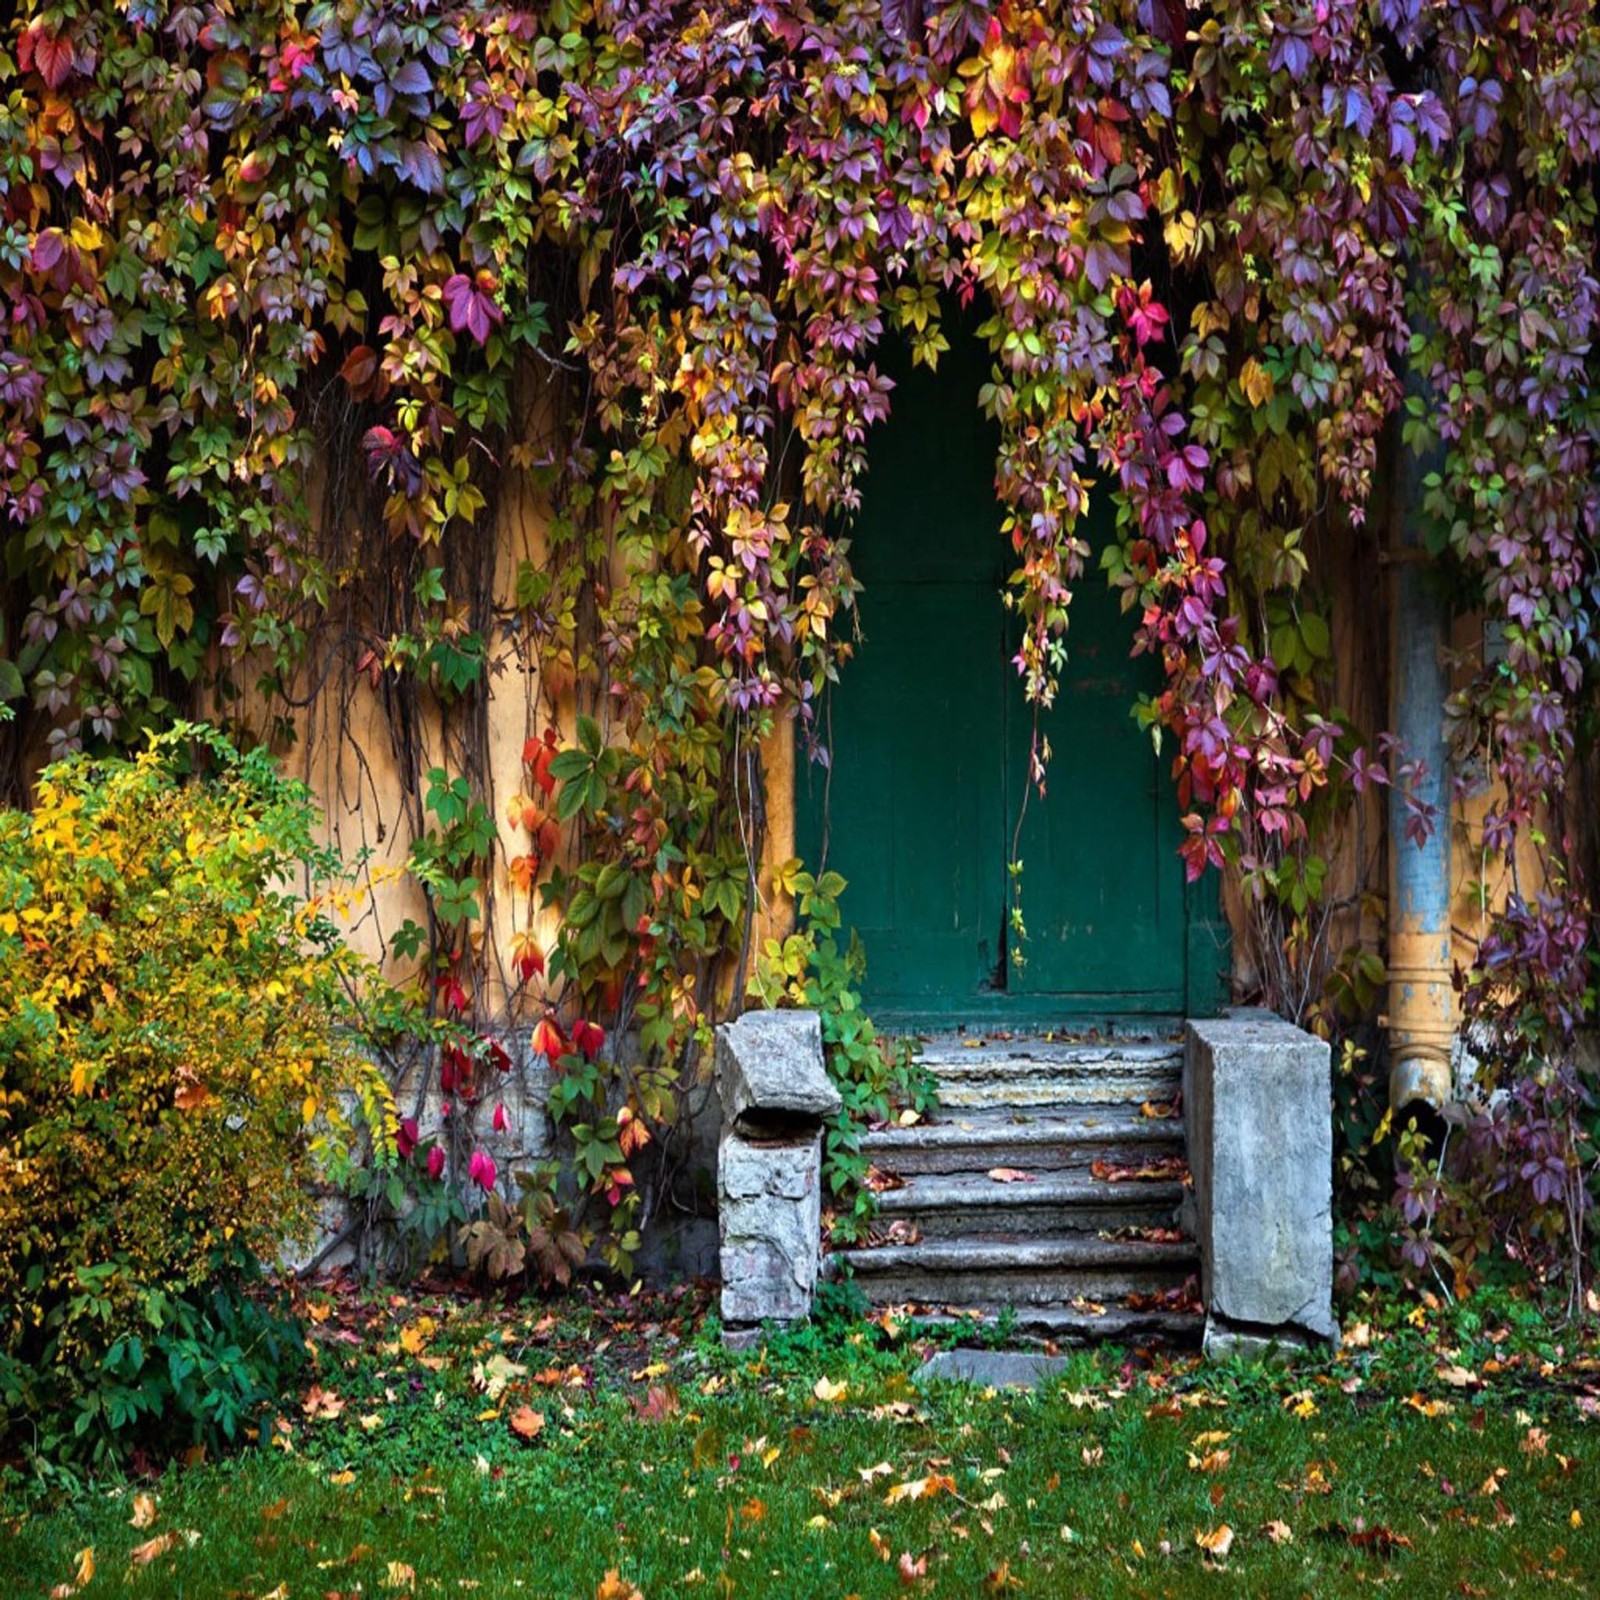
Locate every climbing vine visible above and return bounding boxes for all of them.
[3,1,1598,1277]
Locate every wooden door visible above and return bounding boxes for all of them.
[797,329,1205,1022]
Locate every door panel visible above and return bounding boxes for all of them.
[1006,569,1185,1004]
[798,331,1009,1006]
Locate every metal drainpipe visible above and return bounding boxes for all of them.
[1386,424,1455,1111]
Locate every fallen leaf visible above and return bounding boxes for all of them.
[1350,1524,1413,1556]
[630,1385,680,1421]
[510,1405,545,1441]
[302,1384,345,1421]
[383,1561,418,1590]
[1345,1321,1372,1349]
[869,1527,892,1561]
[129,1492,157,1528]
[596,1570,644,1600]
[859,1461,894,1483]
[1195,1524,1234,1559]
[813,1376,849,1403]
[474,1352,527,1400]
[75,1548,95,1585]
[129,1531,181,1566]
[898,1550,927,1585]
[1264,1519,1293,1545]
[328,1469,357,1486]
[885,1473,955,1506]
[985,1167,1033,1183]
[1438,1363,1478,1388]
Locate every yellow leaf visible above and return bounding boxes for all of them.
[1239,357,1275,408]
[75,1547,96,1586]
[383,1561,417,1590]
[1195,1524,1234,1559]
[1264,1519,1294,1545]
[812,1376,848,1403]
[1163,209,1199,259]
[1572,1509,1583,1529]
[328,1470,356,1486]
[129,1492,157,1528]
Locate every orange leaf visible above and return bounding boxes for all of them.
[595,1572,644,1600]
[510,1405,545,1441]
[129,1531,180,1566]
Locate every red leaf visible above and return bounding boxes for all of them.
[26,28,77,90]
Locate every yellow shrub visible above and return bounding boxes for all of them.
[0,727,390,1454]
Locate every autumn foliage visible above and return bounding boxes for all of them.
[0,728,392,1458]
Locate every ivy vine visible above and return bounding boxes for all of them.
[3,0,1598,1271]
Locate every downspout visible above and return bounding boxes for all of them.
[1385,417,1455,1111]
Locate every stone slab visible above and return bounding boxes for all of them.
[914,1348,1073,1389]
[1185,1013,1338,1345]
[716,1009,840,1131]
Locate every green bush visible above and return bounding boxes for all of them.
[0,726,392,1465]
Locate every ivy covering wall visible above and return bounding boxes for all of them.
[2,0,1598,1282]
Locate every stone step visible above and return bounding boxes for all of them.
[837,1234,1199,1309]
[861,1105,1183,1177]
[875,1170,1186,1239]
[913,1037,1184,1108]
[910,1305,1204,1349]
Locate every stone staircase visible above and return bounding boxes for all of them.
[833,1030,1204,1345]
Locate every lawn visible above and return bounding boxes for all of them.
[4,1286,1598,1599]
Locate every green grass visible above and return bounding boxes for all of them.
[4,1289,1598,1598]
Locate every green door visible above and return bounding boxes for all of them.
[797,331,1212,1023]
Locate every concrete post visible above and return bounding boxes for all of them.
[715,1009,841,1340]
[1184,1012,1339,1358]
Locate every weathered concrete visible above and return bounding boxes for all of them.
[716,1009,840,1133]
[717,1132,824,1326]
[915,1348,1073,1389]
[716,1009,833,1334]
[1184,1012,1339,1354]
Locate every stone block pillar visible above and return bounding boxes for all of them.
[1184,1011,1339,1358]
[715,1009,840,1338]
